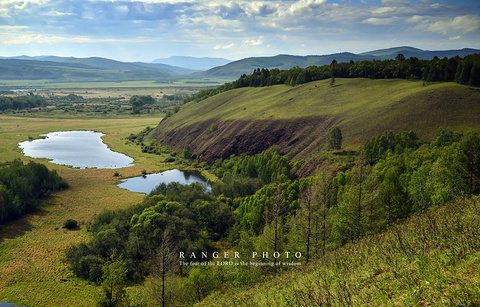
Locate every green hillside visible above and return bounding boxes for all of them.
[151,78,480,171]
[198,196,480,306]
[0,58,191,81]
[198,47,480,78]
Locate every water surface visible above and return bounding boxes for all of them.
[118,169,211,194]
[18,131,134,169]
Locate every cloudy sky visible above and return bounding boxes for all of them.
[0,0,479,62]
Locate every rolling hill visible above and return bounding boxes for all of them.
[151,78,480,175]
[198,47,480,79]
[152,56,231,70]
[2,46,479,81]
[0,56,196,81]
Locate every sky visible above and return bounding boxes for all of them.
[0,0,479,62]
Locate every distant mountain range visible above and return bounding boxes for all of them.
[1,47,479,82]
[152,56,231,71]
[199,46,480,78]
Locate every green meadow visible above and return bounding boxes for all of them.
[0,115,166,306]
[162,78,480,147]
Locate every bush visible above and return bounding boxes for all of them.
[63,219,78,230]
[165,156,175,163]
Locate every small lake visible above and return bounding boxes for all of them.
[118,169,211,194]
[18,131,134,169]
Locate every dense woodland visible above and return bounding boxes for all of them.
[184,53,480,103]
[0,94,46,111]
[66,128,480,306]
[0,160,68,224]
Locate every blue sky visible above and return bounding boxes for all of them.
[0,0,479,62]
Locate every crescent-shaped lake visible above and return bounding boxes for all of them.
[18,130,134,169]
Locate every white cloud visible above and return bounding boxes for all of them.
[414,15,480,35]
[362,17,400,25]
[0,0,479,60]
[243,37,264,46]
[116,6,129,14]
[214,43,235,50]
[2,34,153,45]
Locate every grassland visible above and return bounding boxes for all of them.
[0,115,169,306]
[1,79,227,98]
[200,196,480,306]
[159,78,480,148]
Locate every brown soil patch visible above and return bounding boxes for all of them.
[151,116,337,176]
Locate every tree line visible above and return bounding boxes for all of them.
[0,160,68,224]
[184,53,480,104]
[0,94,46,111]
[65,128,480,306]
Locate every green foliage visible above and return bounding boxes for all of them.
[326,126,342,152]
[183,144,192,159]
[63,219,78,230]
[65,131,480,305]
[201,197,480,306]
[236,178,304,235]
[97,257,129,307]
[184,54,480,104]
[209,122,218,133]
[0,94,46,111]
[0,159,68,224]
[129,95,155,114]
[212,146,291,185]
[363,130,421,164]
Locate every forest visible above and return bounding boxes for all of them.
[0,94,46,111]
[65,128,480,306]
[184,53,480,104]
[0,160,68,224]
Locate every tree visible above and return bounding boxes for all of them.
[395,53,406,61]
[183,145,192,159]
[97,256,128,307]
[294,170,333,261]
[151,232,177,307]
[326,126,342,152]
[130,95,155,114]
[458,131,480,198]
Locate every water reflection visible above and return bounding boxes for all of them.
[18,131,134,169]
[118,169,211,194]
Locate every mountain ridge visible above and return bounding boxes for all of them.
[1,46,479,81]
[198,46,480,78]
[152,56,231,71]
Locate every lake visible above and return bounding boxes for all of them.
[118,169,211,194]
[18,131,134,169]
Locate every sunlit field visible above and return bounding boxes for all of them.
[0,115,167,306]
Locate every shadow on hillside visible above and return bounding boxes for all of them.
[0,202,56,245]
[0,219,34,245]
[333,150,356,156]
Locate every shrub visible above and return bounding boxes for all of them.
[63,219,78,230]
[209,123,218,132]
[165,157,175,163]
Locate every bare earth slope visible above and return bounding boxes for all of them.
[151,78,480,174]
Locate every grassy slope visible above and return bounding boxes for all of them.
[0,116,168,306]
[199,197,480,306]
[159,78,480,149]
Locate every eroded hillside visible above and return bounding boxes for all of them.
[151,78,480,175]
